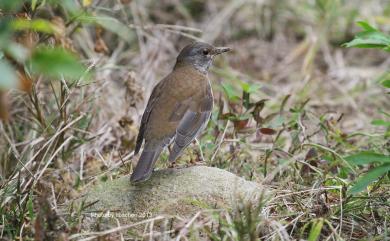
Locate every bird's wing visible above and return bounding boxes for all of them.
[131,91,195,183]
[168,92,213,162]
[134,80,167,154]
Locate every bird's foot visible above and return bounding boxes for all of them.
[168,161,177,168]
[193,161,206,166]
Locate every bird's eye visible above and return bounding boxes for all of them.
[202,49,210,55]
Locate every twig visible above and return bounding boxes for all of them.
[210,120,230,163]
[176,211,202,241]
[195,138,205,163]
[68,216,166,240]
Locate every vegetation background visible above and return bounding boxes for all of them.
[0,0,389,240]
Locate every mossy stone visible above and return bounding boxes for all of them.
[81,166,265,225]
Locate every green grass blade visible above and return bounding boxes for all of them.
[345,151,390,165]
[349,163,390,194]
[308,218,324,241]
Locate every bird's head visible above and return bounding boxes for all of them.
[175,42,231,74]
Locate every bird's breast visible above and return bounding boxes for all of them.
[169,66,210,98]
[144,66,212,141]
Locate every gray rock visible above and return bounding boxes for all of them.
[80,166,265,224]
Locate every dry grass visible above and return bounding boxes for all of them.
[1,0,389,240]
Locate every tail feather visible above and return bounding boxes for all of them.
[134,128,145,155]
[168,143,185,162]
[130,146,162,183]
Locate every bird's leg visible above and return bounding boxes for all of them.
[194,138,205,165]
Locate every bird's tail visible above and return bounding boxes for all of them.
[130,146,163,183]
[168,142,185,162]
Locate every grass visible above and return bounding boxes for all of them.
[0,0,390,240]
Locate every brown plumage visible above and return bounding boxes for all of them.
[131,42,230,182]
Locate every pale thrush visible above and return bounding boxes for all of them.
[131,42,230,182]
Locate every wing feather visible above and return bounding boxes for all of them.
[168,91,213,162]
[135,80,166,154]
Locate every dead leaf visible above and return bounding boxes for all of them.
[300,148,319,176]
[259,128,277,135]
[34,212,45,241]
[51,17,76,52]
[305,147,318,161]
[0,91,8,120]
[94,26,109,54]
[233,119,249,130]
[94,38,109,54]
[17,70,32,92]
[220,112,236,120]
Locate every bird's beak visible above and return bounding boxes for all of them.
[212,47,231,55]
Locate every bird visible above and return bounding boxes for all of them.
[131,41,231,183]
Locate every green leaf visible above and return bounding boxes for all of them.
[11,18,58,34]
[6,43,29,62]
[60,0,81,13]
[343,21,390,50]
[31,0,38,10]
[356,31,390,45]
[241,82,250,92]
[349,163,390,194]
[0,0,23,11]
[345,151,390,165]
[308,218,324,241]
[236,113,251,120]
[0,18,12,48]
[248,84,261,93]
[356,21,378,32]
[371,119,390,127]
[96,15,135,43]
[221,82,240,102]
[30,47,86,80]
[27,195,35,220]
[381,79,390,88]
[79,14,135,43]
[0,59,19,90]
[241,82,261,94]
[270,115,285,128]
[343,37,389,49]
